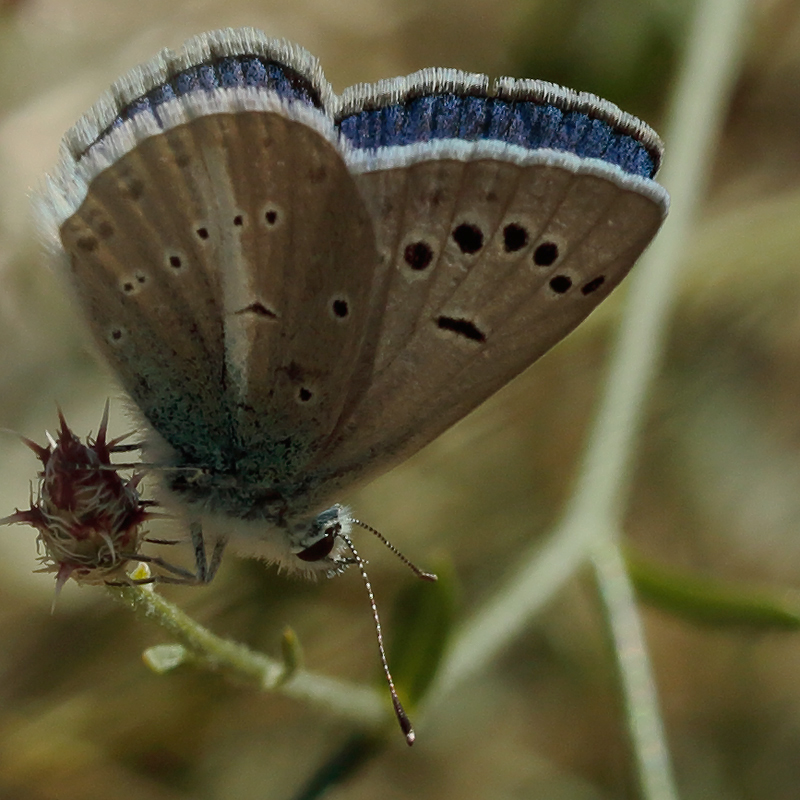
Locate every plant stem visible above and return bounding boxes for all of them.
[426,2,750,798]
[108,583,387,729]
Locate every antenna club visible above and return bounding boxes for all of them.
[393,697,416,745]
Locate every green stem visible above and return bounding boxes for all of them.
[427,3,750,799]
[108,584,387,729]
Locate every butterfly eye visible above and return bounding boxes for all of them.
[296,524,340,562]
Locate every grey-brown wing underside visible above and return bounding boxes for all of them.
[57,104,383,482]
[305,144,665,501]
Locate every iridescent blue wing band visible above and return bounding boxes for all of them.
[62,29,331,163]
[72,28,662,184]
[336,76,661,180]
[97,56,323,154]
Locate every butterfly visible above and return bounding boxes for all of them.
[35,27,669,742]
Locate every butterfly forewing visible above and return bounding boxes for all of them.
[187,110,379,467]
[59,102,382,480]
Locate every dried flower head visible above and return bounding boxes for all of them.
[1,402,151,593]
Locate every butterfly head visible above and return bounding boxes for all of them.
[290,504,355,576]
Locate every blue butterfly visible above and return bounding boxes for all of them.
[36,27,668,741]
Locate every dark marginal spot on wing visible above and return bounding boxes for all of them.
[429,188,446,207]
[503,223,528,252]
[233,215,244,227]
[533,242,559,266]
[437,316,486,343]
[166,135,192,169]
[196,227,210,240]
[452,223,484,254]
[76,235,98,253]
[332,298,349,318]
[404,241,434,270]
[549,275,572,294]
[285,361,304,381]
[298,387,313,403]
[168,255,182,269]
[235,302,278,319]
[265,209,278,225]
[121,178,144,200]
[97,221,114,239]
[581,276,606,295]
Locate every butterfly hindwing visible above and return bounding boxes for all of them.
[303,76,668,497]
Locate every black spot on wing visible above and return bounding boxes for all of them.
[436,316,486,343]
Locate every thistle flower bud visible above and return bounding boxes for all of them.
[2,402,151,593]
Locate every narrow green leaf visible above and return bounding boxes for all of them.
[386,560,457,708]
[627,549,800,630]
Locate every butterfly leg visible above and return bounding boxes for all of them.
[107,526,230,586]
[190,522,228,584]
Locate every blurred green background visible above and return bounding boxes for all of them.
[1,0,799,797]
